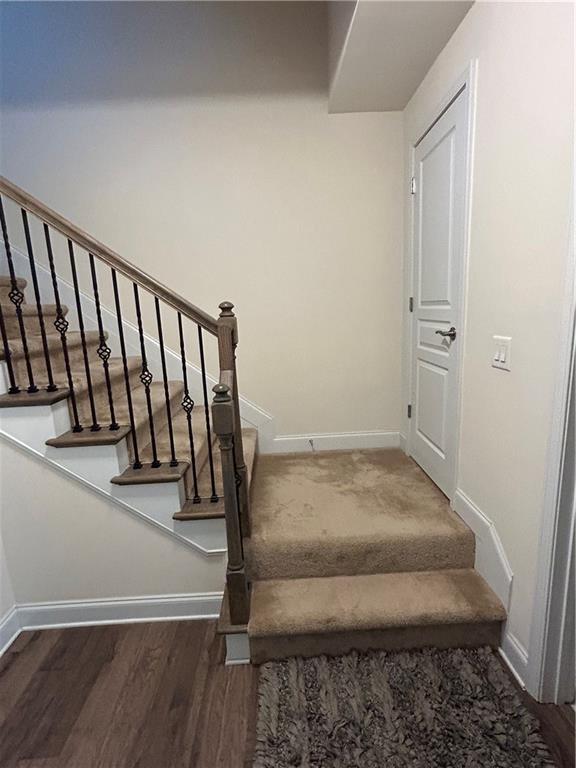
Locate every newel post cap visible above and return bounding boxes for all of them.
[213,383,231,402]
[219,301,235,318]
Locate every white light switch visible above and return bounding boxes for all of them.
[492,336,512,371]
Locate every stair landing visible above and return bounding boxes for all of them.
[246,449,474,580]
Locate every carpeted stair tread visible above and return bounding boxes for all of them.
[247,449,475,579]
[249,569,506,638]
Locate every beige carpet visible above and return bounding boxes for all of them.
[247,449,474,580]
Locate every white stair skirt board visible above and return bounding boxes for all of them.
[0,593,224,656]
[46,442,130,487]
[0,384,227,556]
[261,430,401,454]
[1,246,274,441]
[0,400,71,450]
[452,490,513,609]
[452,490,528,687]
[225,632,250,666]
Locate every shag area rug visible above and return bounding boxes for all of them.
[253,647,553,768]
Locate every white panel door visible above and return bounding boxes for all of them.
[409,92,467,497]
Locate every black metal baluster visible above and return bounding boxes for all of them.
[89,254,118,431]
[111,269,141,469]
[68,240,100,431]
[44,225,82,431]
[0,197,36,392]
[178,313,200,503]
[0,301,18,393]
[21,209,56,392]
[198,326,218,502]
[154,297,177,466]
[133,283,160,468]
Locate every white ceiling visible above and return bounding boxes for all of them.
[329,1,473,112]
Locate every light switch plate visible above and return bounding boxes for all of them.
[492,335,512,371]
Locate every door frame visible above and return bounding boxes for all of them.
[405,61,477,503]
[527,190,575,703]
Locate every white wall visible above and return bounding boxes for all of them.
[403,2,574,655]
[0,439,225,604]
[0,2,404,441]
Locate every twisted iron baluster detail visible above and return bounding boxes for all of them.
[178,313,200,503]
[44,224,82,431]
[22,209,57,391]
[0,197,36,392]
[154,297,178,467]
[89,253,118,430]
[112,269,141,469]
[69,240,100,431]
[133,283,160,468]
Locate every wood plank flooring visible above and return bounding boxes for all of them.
[0,621,573,768]
[0,621,258,768]
[500,659,575,768]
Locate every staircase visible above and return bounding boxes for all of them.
[0,177,506,665]
[0,177,257,558]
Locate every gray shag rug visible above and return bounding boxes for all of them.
[253,646,553,768]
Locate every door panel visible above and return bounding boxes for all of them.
[409,92,467,497]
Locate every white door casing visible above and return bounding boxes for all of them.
[409,90,469,497]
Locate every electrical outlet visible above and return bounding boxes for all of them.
[492,335,512,371]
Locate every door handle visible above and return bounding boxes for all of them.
[435,326,457,341]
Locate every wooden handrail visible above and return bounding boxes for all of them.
[0,176,219,335]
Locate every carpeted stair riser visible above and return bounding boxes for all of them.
[0,302,66,340]
[71,357,142,428]
[141,408,216,498]
[248,569,507,663]
[126,381,185,465]
[5,331,102,391]
[250,621,503,664]
[246,533,475,581]
[0,277,27,303]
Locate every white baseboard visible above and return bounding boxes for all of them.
[225,632,250,665]
[0,607,20,656]
[0,592,223,655]
[399,433,407,453]
[452,489,513,610]
[260,430,400,454]
[500,629,529,688]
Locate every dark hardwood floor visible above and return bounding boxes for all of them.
[500,660,575,768]
[0,620,258,768]
[0,621,573,768]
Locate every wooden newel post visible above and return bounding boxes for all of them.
[212,382,250,626]
[217,301,250,536]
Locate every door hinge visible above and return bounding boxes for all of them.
[407,404,412,419]
[410,176,416,195]
[409,296,414,313]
